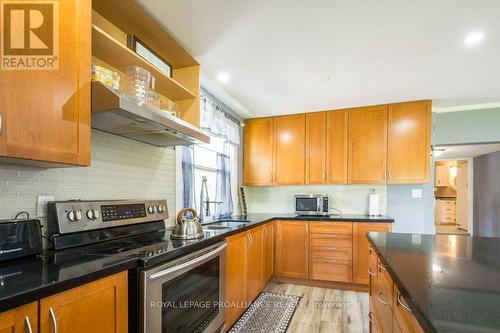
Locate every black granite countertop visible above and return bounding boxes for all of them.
[368,232,500,333]
[0,213,393,312]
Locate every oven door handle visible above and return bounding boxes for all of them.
[147,243,227,282]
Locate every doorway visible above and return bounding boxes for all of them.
[433,143,500,235]
[434,160,470,235]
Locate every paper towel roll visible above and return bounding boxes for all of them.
[369,193,380,216]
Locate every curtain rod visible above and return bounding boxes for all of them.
[200,88,244,125]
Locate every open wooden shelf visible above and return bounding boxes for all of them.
[93,0,198,69]
[92,25,195,101]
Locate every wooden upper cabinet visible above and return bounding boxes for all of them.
[274,114,306,185]
[39,271,128,333]
[0,0,91,166]
[387,101,431,184]
[305,112,327,184]
[353,222,392,285]
[275,221,309,279]
[0,302,38,333]
[225,232,248,328]
[348,105,388,184]
[243,118,274,185]
[326,109,348,184]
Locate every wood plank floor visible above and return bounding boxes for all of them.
[264,282,369,333]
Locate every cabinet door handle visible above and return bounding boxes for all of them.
[378,262,387,271]
[264,227,268,238]
[49,307,58,333]
[368,268,376,276]
[368,311,375,324]
[246,234,251,249]
[397,293,413,312]
[368,246,374,251]
[24,316,33,333]
[377,292,389,305]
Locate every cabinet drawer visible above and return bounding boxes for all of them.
[371,290,393,333]
[377,259,393,308]
[310,221,353,234]
[309,257,352,282]
[311,233,352,248]
[310,245,351,260]
[393,285,425,333]
[438,216,455,224]
[368,247,378,279]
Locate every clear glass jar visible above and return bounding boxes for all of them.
[126,66,151,105]
[147,76,161,108]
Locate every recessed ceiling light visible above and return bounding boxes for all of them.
[216,72,231,84]
[464,32,484,46]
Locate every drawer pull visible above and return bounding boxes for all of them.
[24,316,33,333]
[377,262,387,271]
[368,268,376,276]
[368,311,375,324]
[368,246,374,251]
[397,293,413,312]
[49,307,58,333]
[377,292,389,305]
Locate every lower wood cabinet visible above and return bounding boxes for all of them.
[263,222,275,282]
[40,271,128,333]
[309,222,353,282]
[0,302,38,333]
[353,223,392,285]
[246,226,265,302]
[275,221,309,279]
[369,251,424,333]
[0,272,127,333]
[225,231,249,328]
[225,224,273,328]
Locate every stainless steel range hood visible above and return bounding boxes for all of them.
[91,82,210,146]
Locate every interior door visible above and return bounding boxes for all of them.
[456,162,469,231]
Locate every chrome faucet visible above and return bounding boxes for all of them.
[199,176,221,221]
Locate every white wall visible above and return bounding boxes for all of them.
[245,185,386,215]
[0,130,177,232]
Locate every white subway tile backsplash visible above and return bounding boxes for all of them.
[0,130,177,231]
[245,184,387,215]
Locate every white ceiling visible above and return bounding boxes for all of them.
[434,143,500,159]
[137,0,500,119]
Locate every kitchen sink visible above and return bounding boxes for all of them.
[203,220,249,230]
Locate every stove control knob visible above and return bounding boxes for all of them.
[86,209,100,220]
[158,205,166,213]
[148,206,157,214]
[68,210,82,222]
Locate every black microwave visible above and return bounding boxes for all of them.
[294,195,330,216]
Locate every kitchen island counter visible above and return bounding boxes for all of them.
[368,232,500,333]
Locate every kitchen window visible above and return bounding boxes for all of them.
[193,135,238,220]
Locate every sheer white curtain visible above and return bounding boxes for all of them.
[200,94,241,147]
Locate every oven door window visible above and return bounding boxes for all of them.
[296,197,319,212]
[161,257,220,333]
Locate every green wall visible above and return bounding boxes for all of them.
[433,107,500,145]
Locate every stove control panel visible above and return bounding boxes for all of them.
[47,199,169,235]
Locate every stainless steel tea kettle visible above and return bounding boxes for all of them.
[170,208,204,240]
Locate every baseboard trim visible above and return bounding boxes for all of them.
[271,276,369,292]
